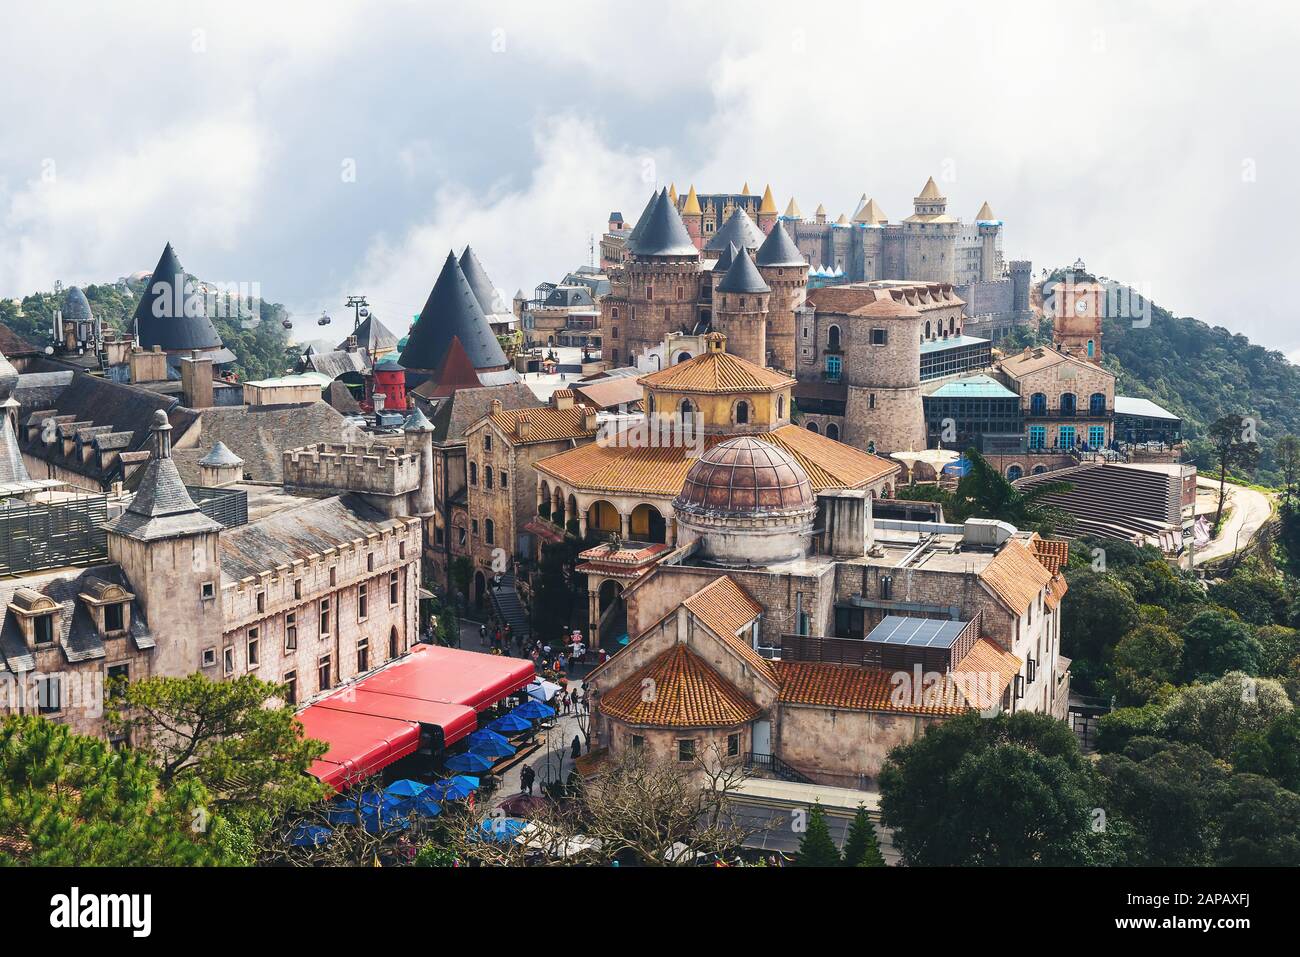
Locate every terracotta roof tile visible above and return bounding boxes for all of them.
[979,539,1053,614]
[1045,574,1069,610]
[1029,535,1070,575]
[682,576,774,681]
[483,405,595,444]
[638,349,793,394]
[599,644,761,728]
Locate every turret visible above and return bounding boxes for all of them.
[757,184,779,234]
[712,248,770,367]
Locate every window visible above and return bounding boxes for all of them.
[367,553,375,573]
[1057,426,1076,449]
[826,423,840,441]
[1089,392,1106,416]
[318,655,331,692]
[256,591,265,613]
[1059,392,1077,417]
[284,671,297,706]
[457,525,467,547]
[201,581,216,600]
[871,328,888,346]
[389,572,399,605]
[630,734,645,750]
[485,466,494,489]
[320,598,331,637]
[202,647,216,667]
[869,393,876,410]
[247,630,259,668]
[484,433,492,452]
[357,638,369,673]
[646,284,653,301]
[294,579,302,600]
[777,395,785,418]
[727,733,740,757]
[399,541,406,560]
[104,602,125,633]
[390,627,399,658]
[1029,392,1047,416]
[827,325,841,350]
[358,583,368,620]
[499,471,508,489]
[1029,425,1047,449]
[806,421,820,434]
[485,519,495,545]
[286,612,298,651]
[329,566,337,587]
[471,518,479,537]
[1089,425,1106,448]
[107,663,129,699]
[33,614,54,645]
[735,401,749,424]
[825,355,842,380]
[677,739,696,763]
[37,674,61,714]
[224,647,234,676]
[1007,465,1023,480]
[469,462,478,486]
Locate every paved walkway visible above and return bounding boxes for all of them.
[1193,477,1273,565]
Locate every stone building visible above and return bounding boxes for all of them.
[584,441,1071,787]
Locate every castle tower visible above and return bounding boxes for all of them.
[1010,261,1032,314]
[400,251,509,376]
[55,286,101,357]
[133,242,230,364]
[902,177,958,283]
[621,188,703,362]
[754,221,807,373]
[680,185,703,247]
[704,207,764,259]
[104,410,225,678]
[198,441,244,487]
[783,197,802,221]
[757,185,779,234]
[403,406,436,517]
[814,203,827,225]
[712,248,770,368]
[842,298,926,454]
[975,201,1002,283]
[1051,278,1104,363]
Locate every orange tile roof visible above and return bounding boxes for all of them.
[534,427,899,497]
[1045,573,1068,611]
[775,639,1020,715]
[681,576,775,682]
[574,377,644,410]
[979,539,1053,614]
[637,349,794,394]
[1029,535,1070,575]
[483,405,594,444]
[598,644,761,728]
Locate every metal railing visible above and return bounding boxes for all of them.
[744,752,814,784]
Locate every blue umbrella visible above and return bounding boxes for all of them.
[431,775,480,801]
[471,738,516,759]
[412,790,443,818]
[468,728,512,750]
[383,779,429,812]
[513,700,555,720]
[445,751,495,774]
[325,807,358,825]
[360,805,411,834]
[289,823,332,847]
[469,816,527,843]
[325,790,379,824]
[489,713,533,735]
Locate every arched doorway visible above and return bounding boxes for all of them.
[630,503,666,543]
[390,626,399,658]
[596,579,626,645]
[586,500,621,537]
[806,421,820,434]
[826,423,840,441]
[473,571,486,609]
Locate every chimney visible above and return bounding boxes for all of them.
[345,335,358,353]
[180,350,214,409]
[490,399,503,415]
[584,407,598,432]
[128,345,168,384]
[516,413,532,440]
[553,391,575,411]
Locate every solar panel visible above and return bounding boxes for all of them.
[866,615,967,648]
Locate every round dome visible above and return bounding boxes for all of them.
[62,286,93,321]
[675,436,814,516]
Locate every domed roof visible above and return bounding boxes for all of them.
[676,437,814,516]
[62,286,93,321]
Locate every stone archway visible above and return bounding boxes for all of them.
[630,503,666,544]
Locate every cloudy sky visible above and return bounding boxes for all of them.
[2,1,1298,355]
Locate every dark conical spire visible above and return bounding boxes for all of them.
[717,247,770,295]
[105,410,221,541]
[755,220,806,268]
[625,190,661,247]
[132,242,224,352]
[705,207,764,253]
[458,246,508,317]
[714,241,740,274]
[627,189,697,258]
[399,252,508,373]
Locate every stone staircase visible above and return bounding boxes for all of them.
[490,573,531,644]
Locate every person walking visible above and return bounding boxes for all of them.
[521,764,536,795]
[570,735,581,760]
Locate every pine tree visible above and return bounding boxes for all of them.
[794,802,842,867]
[842,805,886,867]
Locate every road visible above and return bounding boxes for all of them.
[1193,476,1274,565]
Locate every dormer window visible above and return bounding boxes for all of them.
[104,602,125,633]
[77,578,134,638]
[9,588,62,650]
[33,613,55,645]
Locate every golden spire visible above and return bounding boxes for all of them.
[668,183,678,204]
[976,200,996,221]
[834,213,849,225]
[741,182,751,195]
[759,184,778,214]
[783,197,802,218]
[682,184,702,216]
[854,198,887,225]
[918,176,944,200]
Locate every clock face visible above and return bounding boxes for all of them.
[1074,297,1090,316]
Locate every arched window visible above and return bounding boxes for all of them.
[924,320,932,338]
[500,470,508,489]
[806,421,820,434]
[679,399,696,420]
[1060,392,1077,417]
[827,324,841,350]
[735,400,750,424]
[469,462,478,485]
[777,395,785,418]
[1089,392,1106,416]
[826,423,840,441]
[1087,339,1096,358]
[648,393,656,414]
[485,519,495,545]
[1030,393,1047,416]
[484,466,494,489]
[1007,465,1023,481]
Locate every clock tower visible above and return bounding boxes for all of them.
[1051,278,1104,364]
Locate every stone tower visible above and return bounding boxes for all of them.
[712,248,770,368]
[105,410,225,678]
[975,201,1002,282]
[902,177,958,282]
[1051,278,1104,363]
[842,297,926,454]
[754,221,807,373]
[680,185,703,248]
[1010,260,1032,314]
[757,185,779,235]
[620,188,703,363]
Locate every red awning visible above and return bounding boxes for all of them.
[313,689,478,748]
[298,707,420,791]
[357,644,536,713]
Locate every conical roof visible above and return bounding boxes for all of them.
[852,194,869,218]
[400,252,508,372]
[106,410,222,542]
[717,248,770,295]
[424,336,483,397]
[62,286,92,321]
[627,189,697,258]
[975,201,997,221]
[853,198,888,225]
[918,176,944,200]
[834,213,850,225]
[815,203,826,216]
[625,191,661,245]
[681,185,702,216]
[339,312,398,356]
[713,242,740,274]
[741,182,751,195]
[783,197,801,219]
[754,221,806,268]
[403,407,434,433]
[459,245,509,317]
[759,185,778,214]
[132,243,224,353]
[668,183,678,204]
[199,440,243,467]
[0,415,29,485]
[705,207,764,252]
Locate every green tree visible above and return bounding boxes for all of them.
[1180,608,1263,681]
[794,803,842,867]
[1207,567,1288,626]
[1162,671,1292,758]
[1276,434,1300,505]
[1207,414,1262,530]
[0,715,221,865]
[1215,773,1300,865]
[107,673,327,822]
[950,448,1073,534]
[1106,623,1183,706]
[841,804,886,867]
[1254,624,1300,677]
[1060,570,1140,689]
[879,712,1100,866]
